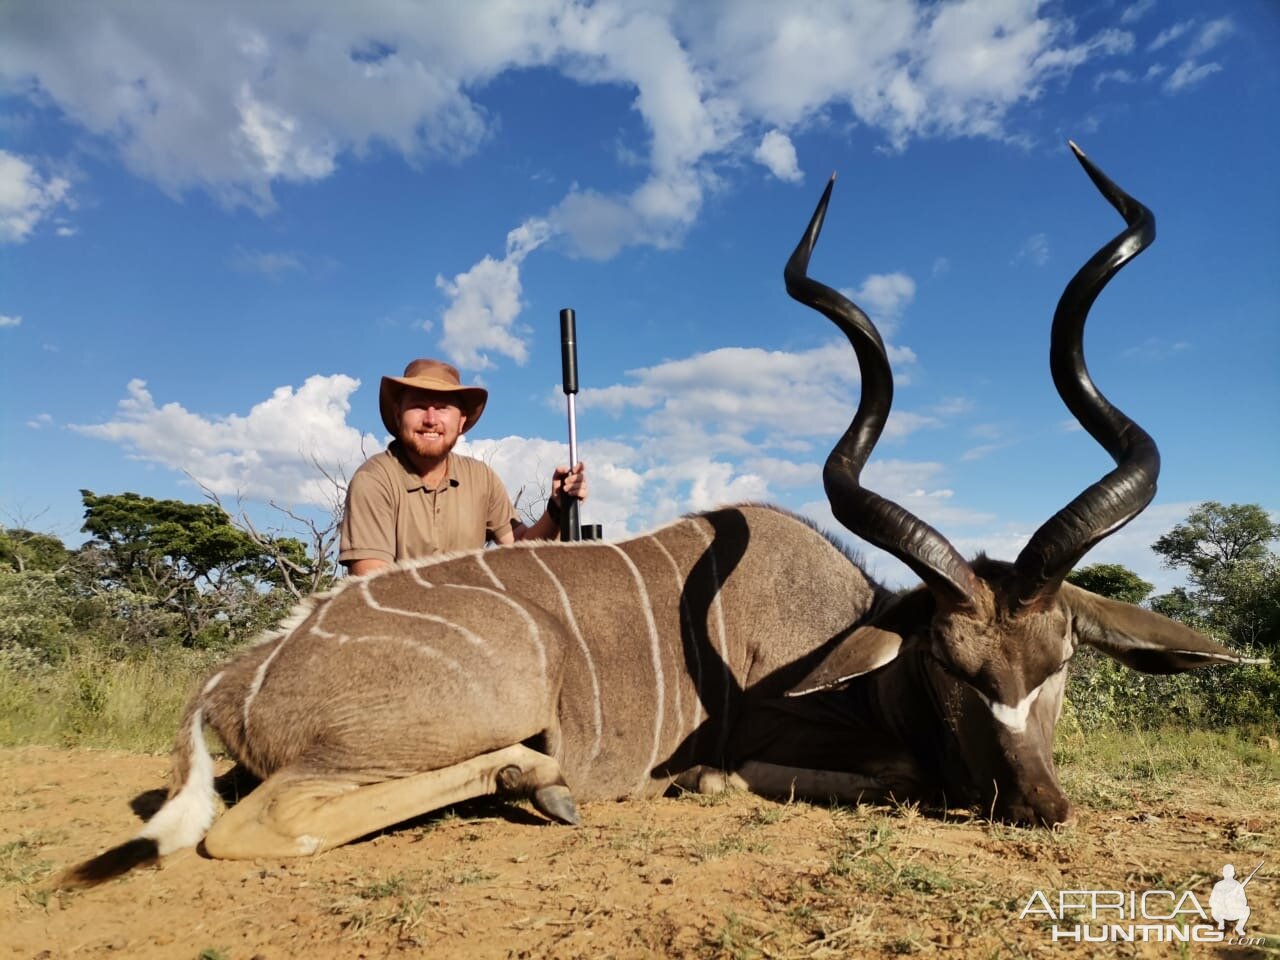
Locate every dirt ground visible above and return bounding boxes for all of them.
[2,746,1276,959]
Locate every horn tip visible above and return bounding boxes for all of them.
[1067,139,1085,158]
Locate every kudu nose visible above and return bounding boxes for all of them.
[997,787,1073,828]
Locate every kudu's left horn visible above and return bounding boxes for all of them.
[786,175,980,609]
[1012,142,1160,607]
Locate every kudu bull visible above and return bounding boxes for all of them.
[63,143,1258,887]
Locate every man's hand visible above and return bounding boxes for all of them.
[551,462,589,507]
[514,463,589,542]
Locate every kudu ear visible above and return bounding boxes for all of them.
[785,624,904,696]
[1063,583,1267,674]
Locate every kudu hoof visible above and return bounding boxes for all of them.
[531,784,581,826]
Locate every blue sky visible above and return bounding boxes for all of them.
[2,0,1277,592]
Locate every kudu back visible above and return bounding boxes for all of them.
[62,143,1259,887]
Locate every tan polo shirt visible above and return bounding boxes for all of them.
[339,445,517,565]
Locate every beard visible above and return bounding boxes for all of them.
[400,425,457,463]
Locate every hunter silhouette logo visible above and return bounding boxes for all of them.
[1210,863,1261,936]
[1020,860,1267,945]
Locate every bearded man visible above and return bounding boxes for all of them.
[339,359,588,576]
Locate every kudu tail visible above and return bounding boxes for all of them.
[57,699,219,888]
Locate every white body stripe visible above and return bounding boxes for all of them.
[605,542,667,791]
[475,554,505,590]
[358,580,496,659]
[530,550,603,762]
[244,636,289,729]
[650,536,699,737]
[439,583,547,679]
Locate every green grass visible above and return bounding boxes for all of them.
[0,646,217,751]
[4,642,1278,809]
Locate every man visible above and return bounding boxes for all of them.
[339,358,588,576]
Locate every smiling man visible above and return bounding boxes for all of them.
[339,358,588,576]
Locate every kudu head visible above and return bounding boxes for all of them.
[785,144,1261,826]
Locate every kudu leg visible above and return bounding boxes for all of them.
[203,744,576,860]
[731,761,897,805]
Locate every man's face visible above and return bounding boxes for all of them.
[397,388,467,462]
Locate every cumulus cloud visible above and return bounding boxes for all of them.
[0,150,72,243]
[70,375,380,505]
[753,129,802,182]
[26,413,52,429]
[579,337,931,467]
[435,217,553,369]
[2,0,1131,239]
[846,272,916,331]
[0,314,22,327]
[460,432,656,536]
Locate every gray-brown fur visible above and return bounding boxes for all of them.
[190,505,872,800]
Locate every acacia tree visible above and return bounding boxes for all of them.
[1151,502,1279,652]
[79,490,309,647]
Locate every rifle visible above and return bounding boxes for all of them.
[559,308,582,542]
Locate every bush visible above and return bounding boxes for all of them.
[0,569,75,661]
[1064,644,1280,732]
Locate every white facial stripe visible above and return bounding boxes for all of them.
[975,670,1063,734]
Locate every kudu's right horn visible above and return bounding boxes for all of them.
[785,175,980,609]
[1012,142,1160,609]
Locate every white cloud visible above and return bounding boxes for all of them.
[1123,336,1190,360]
[230,246,303,276]
[0,314,21,327]
[846,272,916,331]
[435,217,553,369]
[1164,59,1222,93]
[1013,232,1050,266]
[579,338,929,462]
[1093,68,1133,90]
[1189,17,1233,56]
[2,0,1131,240]
[1149,21,1194,51]
[1120,0,1155,25]
[0,150,71,243]
[70,375,380,506]
[753,129,802,182]
[26,413,52,429]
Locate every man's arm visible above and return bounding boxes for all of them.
[507,462,589,544]
[339,461,399,574]
[346,558,390,576]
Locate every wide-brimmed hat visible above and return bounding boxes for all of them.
[379,359,488,436]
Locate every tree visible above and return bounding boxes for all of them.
[0,527,72,573]
[78,490,307,647]
[1067,563,1153,605]
[1152,502,1279,592]
[1151,502,1280,653]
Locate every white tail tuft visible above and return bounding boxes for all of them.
[138,707,217,855]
